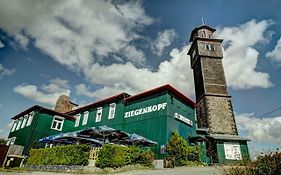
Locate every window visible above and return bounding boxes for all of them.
[205,44,215,51]
[45,143,53,148]
[199,30,206,37]
[11,120,17,132]
[96,107,102,122]
[82,111,89,125]
[6,137,16,146]
[16,118,22,130]
[108,103,116,119]
[51,116,64,131]
[26,111,34,126]
[75,114,81,127]
[21,114,28,128]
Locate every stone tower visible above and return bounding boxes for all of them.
[54,95,78,113]
[187,25,238,135]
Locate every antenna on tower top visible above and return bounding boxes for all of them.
[201,17,205,25]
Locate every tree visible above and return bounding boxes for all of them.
[166,132,190,166]
[166,132,202,167]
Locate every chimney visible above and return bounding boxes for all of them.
[54,95,78,113]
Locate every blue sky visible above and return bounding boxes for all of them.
[1,0,281,155]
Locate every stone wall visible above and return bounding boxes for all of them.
[54,95,77,113]
[197,95,238,135]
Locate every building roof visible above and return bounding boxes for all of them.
[11,105,75,120]
[124,84,196,108]
[189,25,216,42]
[207,134,250,141]
[66,92,131,115]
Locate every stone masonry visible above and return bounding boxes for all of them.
[54,95,78,113]
[188,25,238,135]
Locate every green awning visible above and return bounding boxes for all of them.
[207,134,250,141]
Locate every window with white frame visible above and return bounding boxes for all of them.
[82,111,89,125]
[21,114,28,128]
[108,103,116,119]
[16,118,22,130]
[26,111,34,126]
[6,137,16,146]
[45,143,53,148]
[51,116,64,131]
[96,107,102,122]
[75,114,81,127]
[11,120,17,132]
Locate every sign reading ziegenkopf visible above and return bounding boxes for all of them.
[124,102,167,118]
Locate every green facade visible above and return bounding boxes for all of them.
[216,141,250,164]
[8,110,75,155]
[8,88,196,159]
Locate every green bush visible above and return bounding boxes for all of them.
[166,132,202,167]
[225,151,281,175]
[95,144,155,168]
[26,144,91,166]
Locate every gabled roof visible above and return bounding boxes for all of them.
[11,105,75,120]
[66,92,131,115]
[124,84,196,108]
[189,25,216,42]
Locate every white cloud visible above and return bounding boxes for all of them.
[236,113,281,144]
[81,45,194,99]
[0,0,153,68]
[0,40,4,48]
[76,83,124,99]
[152,29,177,56]
[0,64,15,79]
[266,37,281,66]
[13,78,70,106]
[216,19,273,89]
[0,0,274,99]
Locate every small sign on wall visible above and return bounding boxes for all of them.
[224,142,242,160]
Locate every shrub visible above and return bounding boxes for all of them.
[95,144,155,168]
[166,132,201,167]
[26,144,91,166]
[225,151,281,175]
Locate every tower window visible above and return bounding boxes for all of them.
[96,107,103,122]
[205,44,215,51]
[199,30,206,38]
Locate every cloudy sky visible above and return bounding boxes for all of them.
[0,0,281,154]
